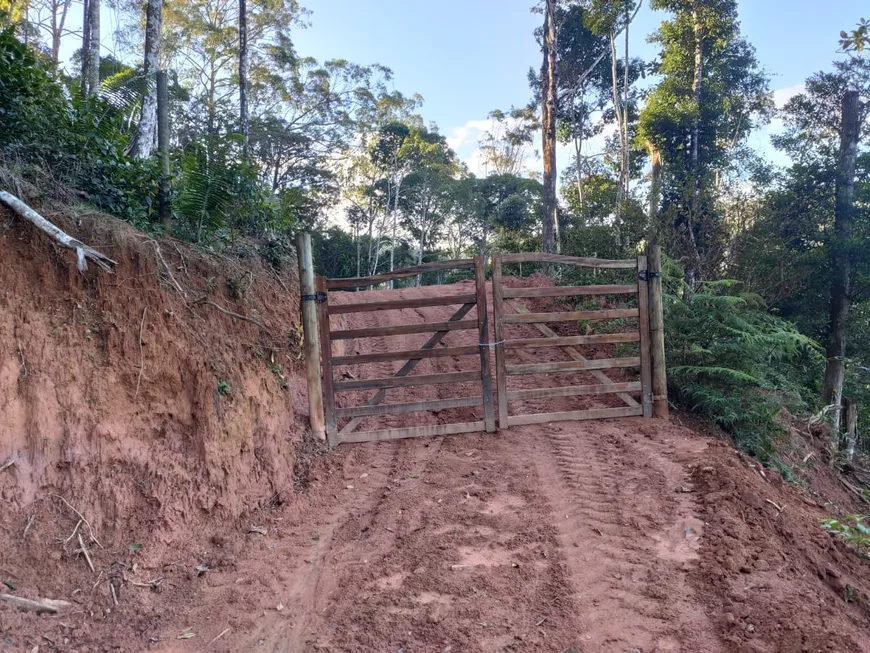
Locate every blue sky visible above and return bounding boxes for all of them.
[292,0,867,173]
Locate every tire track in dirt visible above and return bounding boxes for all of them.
[525,419,723,652]
[294,430,587,652]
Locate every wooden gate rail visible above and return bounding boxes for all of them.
[330,320,477,340]
[505,357,641,375]
[326,259,476,290]
[330,293,477,314]
[504,308,639,324]
[492,252,653,428]
[317,257,495,447]
[503,284,637,298]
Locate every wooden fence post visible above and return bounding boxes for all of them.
[157,70,171,231]
[296,232,325,440]
[491,255,509,429]
[647,243,669,419]
[473,256,496,432]
[637,255,653,418]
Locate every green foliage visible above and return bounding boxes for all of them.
[0,28,159,224]
[841,18,870,53]
[664,268,823,469]
[822,514,870,558]
[217,379,232,396]
[0,26,64,149]
[639,0,772,279]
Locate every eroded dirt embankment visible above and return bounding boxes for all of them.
[0,201,313,644]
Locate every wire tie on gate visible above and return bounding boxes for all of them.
[479,340,506,348]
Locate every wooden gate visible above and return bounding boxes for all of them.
[316,258,496,447]
[491,252,654,428]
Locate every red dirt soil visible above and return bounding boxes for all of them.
[3,221,870,652]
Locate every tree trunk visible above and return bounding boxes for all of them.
[573,137,584,208]
[157,70,171,229]
[609,29,624,221]
[129,0,162,160]
[355,221,361,278]
[844,398,858,459]
[80,0,89,95]
[0,191,117,272]
[366,211,375,275]
[388,166,402,287]
[84,0,99,97]
[822,89,860,441]
[540,0,557,262]
[239,0,249,158]
[686,2,704,291]
[51,0,72,63]
[623,2,630,207]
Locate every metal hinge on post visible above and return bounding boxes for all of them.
[638,270,661,282]
[301,291,328,303]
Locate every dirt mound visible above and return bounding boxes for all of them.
[687,437,870,652]
[0,200,312,648]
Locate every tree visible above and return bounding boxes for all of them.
[540,0,558,257]
[239,0,248,157]
[83,0,98,95]
[158,0,303,140]
[822,90,860,435]
[23,0,74,63]
[478,108,537,176]
[639,0,771,289]
[461,174,543,256]
[129,0,162,159]
[370,121,411,279]
[398,129,461,279]
[581,0,642,219]
[840,17,870,53]
[732,56,870,446]
[551,2,611,209]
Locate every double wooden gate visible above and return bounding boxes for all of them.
[317,258,496,448]
[312,251,660,447]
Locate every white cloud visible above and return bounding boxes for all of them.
[773,83,805,110]
[445,119,492,152]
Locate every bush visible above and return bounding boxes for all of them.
[664,268,824,471]
[1,27,159,225]
[1,29,296,244]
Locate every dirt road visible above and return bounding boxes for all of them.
[148,279,724,652]
[120,280,870,652]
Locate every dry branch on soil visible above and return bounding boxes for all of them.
[0,191,117,272]
[150,240,186,296]
[22,513,35,539]
[50,494,101,548]
[0,594,72,614]
[78,532,95,574]
[191,296,269,331]
[128,577,163,589]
